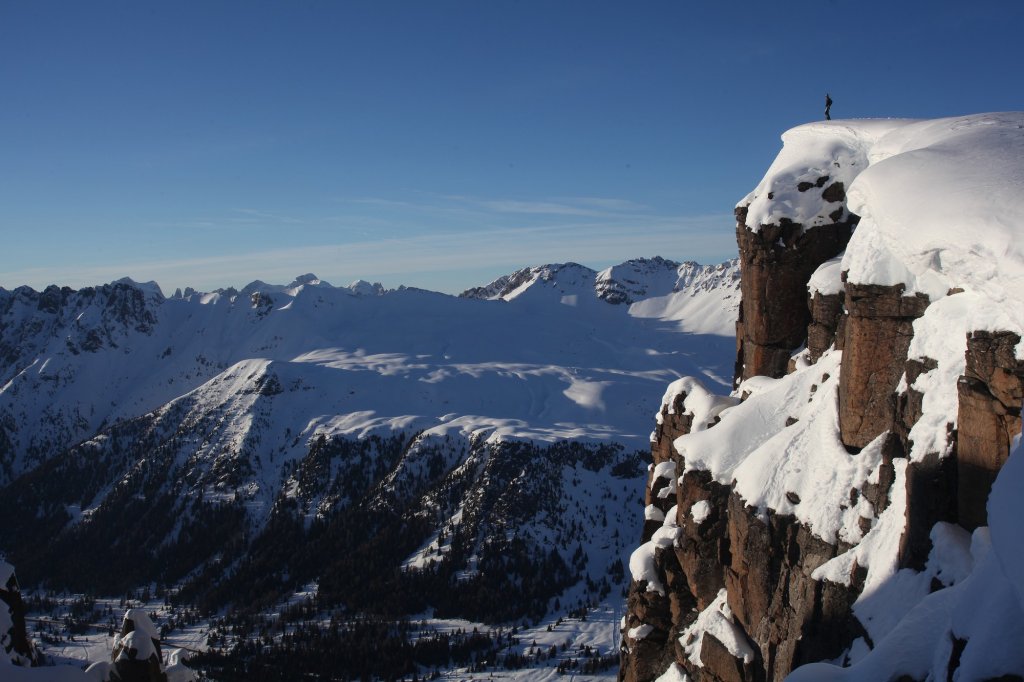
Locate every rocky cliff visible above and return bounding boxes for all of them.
[620,114,1024,681]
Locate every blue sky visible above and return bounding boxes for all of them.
[2,1,1023,294]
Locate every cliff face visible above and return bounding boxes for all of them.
[620,115,1024,682]
[733,198,854,383]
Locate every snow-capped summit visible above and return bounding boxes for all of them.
[346,279,385,296]
[289,273,325,287]
[459,257,741,321]
[460,262,598,302]
[594,257,681,304]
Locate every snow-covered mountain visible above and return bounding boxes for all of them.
[0,255,739,676]
[459,257,738,308]
[0,258,738,486]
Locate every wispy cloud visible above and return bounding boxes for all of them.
[437,193,655,219]
[338,193,655,220]
[0,214,737,295]
[230,208,307,225]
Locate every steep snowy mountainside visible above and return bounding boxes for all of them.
[627,260,740,336]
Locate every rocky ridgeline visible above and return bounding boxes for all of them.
[620,121,1024,681]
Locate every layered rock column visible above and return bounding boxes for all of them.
[956,330,1024,529]
[838,283,930,449]
[806,288,845,362]
[724,496,858,681]
[734,199,855,384]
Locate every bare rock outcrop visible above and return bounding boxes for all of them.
[733,198,855,384]
[838,283,930,449]
[806,289,845,362]
[956,330,1024,529]
[675,470,731,611]
[0,560,39,667]
[724,494,857,680]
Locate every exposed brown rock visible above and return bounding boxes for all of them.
[956,330,1024,529]
[734,204,855,384]
[625,160,1024,681]
[698,633,760,682]
[806,291,845,363]
[623,387,702,682]
[838,283,930,449]
[621,548,695,682]
[724,492,858,681]
[675,470,731,610]
[652,392,694,467]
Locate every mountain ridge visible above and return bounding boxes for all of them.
[0,254,740,679]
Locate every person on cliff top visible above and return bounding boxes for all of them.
[825,93,833,120]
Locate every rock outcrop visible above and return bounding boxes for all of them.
[838,283,930,450]
[620,116,1024,681]
[733,205,854,383]
[0,560,39,667]
[956,330,1024,529]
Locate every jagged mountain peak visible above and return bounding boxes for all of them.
[111,277,165,300]
[346,279,385,297]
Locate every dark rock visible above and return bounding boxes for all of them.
[956,330,1024,529]
[901,451,958,570]
[621,575,678,682]
[699,632,760,682]
[675,470,732,610]
[724,493,858,680]
[806,291,845,363]
[838,283,929,449]
[0,562,39,666]
[652,392,695,467]
[734,206,856,384]
[821,182,846,203]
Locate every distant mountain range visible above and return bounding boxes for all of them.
[0,256,739,674]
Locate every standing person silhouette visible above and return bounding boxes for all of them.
[825,93,833,120]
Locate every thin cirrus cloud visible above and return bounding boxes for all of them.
[1,194,735,294]
[339,193,654,221]
[447,195,653,218]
